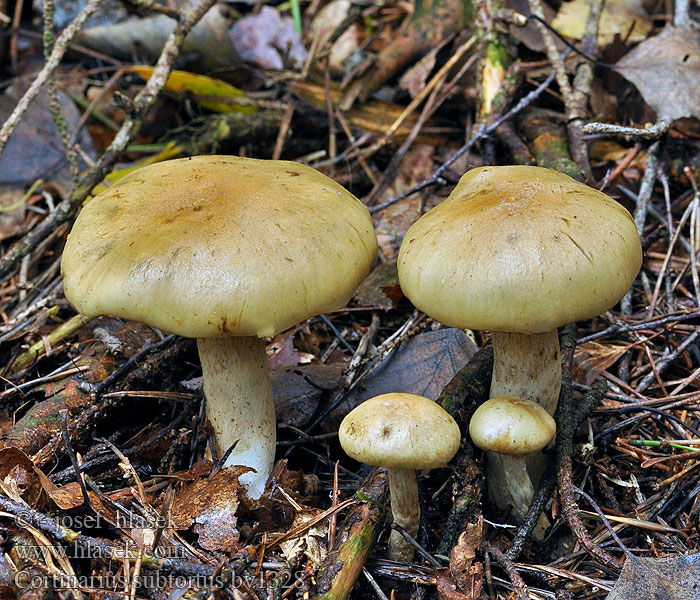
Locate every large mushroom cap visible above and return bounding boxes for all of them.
[469,396,556,456]
[61,155,378,338]
[397,166,642,333]
[338,393,461,470]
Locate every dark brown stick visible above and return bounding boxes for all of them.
[483,543,529,600]
[557,376,621,569]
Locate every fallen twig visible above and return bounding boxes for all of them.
[483,543,529,600]
[557,376,622,570]
[314,468,389,600]
[369,70,557,215]
[0,0,103,158]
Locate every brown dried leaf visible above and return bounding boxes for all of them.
[172,459,215,482]
[245,460,310,530]
[615,26,700,121]
[607,553,700,600]
[399,48,438,98]
[573,341,628,385]
[171,466,249,552]
[278,508,328,566]
[267,334,315,369]
[449,517,482,592]
[0,447,34,476]
[266,459,308,495]
[437,567,480,600]
[310,0,350,49]
[0,448,41,506]
[310,0,360,74]
[552,0,651,47]
[34,471,84,511]
[329,25,360,74]
[272,364,344,428]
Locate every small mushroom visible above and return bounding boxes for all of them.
[61,155,378,499]
[469,396,555,524]
[398,165,641,516]
[338,393,460,562]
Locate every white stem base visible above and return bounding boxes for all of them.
[387,468,419,563]
[197,336,276,499]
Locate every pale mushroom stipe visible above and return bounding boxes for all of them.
[469,396,556,534]
[338,393,460,562]
[61,155,378,499]
[397,165,642,521]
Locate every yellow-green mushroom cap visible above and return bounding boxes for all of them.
[61,155,378,338]
[397,166,642,333]
[469,396,556,456]
[338,393,461,470]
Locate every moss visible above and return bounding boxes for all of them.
[486,41,509,70]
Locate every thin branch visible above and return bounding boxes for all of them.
[567,0,602,182]
[71,0,218,201]
[572,485,633,559]
[0,0,103,158]
[483,544,529,600]
[577,310,700,343]
[557,378,623,570]
[582,118,671,140]
[635,327,700,394]
[369,70,557,215]
[526,0,571,101]
[0,0,217,282]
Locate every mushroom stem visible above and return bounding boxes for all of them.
[386,467,420,562]
[486,452,550,539]
[489,331,560,531]
[490,331,561,414]
[197,336,276,500]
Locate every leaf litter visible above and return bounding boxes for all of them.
[615,26,700,120]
